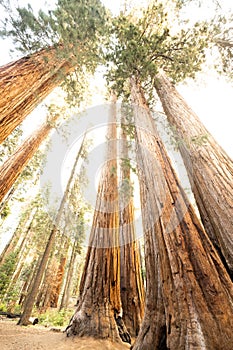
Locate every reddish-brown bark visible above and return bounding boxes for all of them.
[131,79,233,350]
[0,116,59,204]
[0,48,74,143]
[119,123,145,337]
[154,70,233,279]
[66,101,130,344]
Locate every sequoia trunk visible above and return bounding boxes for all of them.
[154,70,233,278]
[66,100,130,344]
[119,119,145,337]
[0,115,60,204]
[0,47,73,143]
[131,79,233,350]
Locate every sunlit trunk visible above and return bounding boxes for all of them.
[119,117,145,337]
[0,47,73,143]
[131,79,233,350]
[0,115,60,204]
[66,100,131,344]
[154,70,233,279]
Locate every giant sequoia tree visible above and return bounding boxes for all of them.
[106,0,233,274]
[0,0,107,142]
[66,100,130,343]
[154,70,233,278]
[119,115,145,337]
[131,79,233,350]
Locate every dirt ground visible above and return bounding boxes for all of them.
[0,318,131,350]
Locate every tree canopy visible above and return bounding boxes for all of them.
[0,0,109,106]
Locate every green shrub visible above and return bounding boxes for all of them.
[0,251,18,299]
[38,308,73,328]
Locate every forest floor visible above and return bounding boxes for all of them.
[0,318,131,350]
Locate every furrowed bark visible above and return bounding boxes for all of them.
[66,100,131,344]
[119,120,145,337]
[0,115,59,204]
[0,48,74,143]
[154,70,233,279]
[131,79,233,350]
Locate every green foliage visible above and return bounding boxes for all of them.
[211,14,233,80]
[38,308,73,327]
[0,302,7,312]
[0,203,11,219]
[4,283,20,309]
[0,0,109,106]
[119,176,134,202]
[0,126,23,165]
[120,157,136,174]
[167,124,209,150]
[105,1,212,97]
[110,165,117,176]
[120,103,135,138]
[1,0,107,56]
[0,251,18,298]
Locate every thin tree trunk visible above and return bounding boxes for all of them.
[119,120,145,337]
[37,257,58,311]
[0,186,16,223]
[131,79,233,350]
[18,260,37,307]
[18,226,58,325]
[0,208,37,265]
[50,257,68,308]
[18,133,86,325]
[4,210,38,297]
[154,70,233,279]
[0,47,73,143]
[71,257,84,297]
[20,259,41,309]
[59,240,78,310]
[48,237,69,309]
[66,99,130,344]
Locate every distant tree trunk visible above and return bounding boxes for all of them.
[4,210,37,298]
[0,208,37,265]
[18,280,30,307]
[66,100,130,344]
[41,236,69,310]
[131,79,233,350]
[18,134,86,325]
[154,70,233,279]
[59,239,79,310]
[36,248,56,309]
[0,186,16,222]
[20,259,41,309]
[36,257,58,311]
[18,261,38,307]
[71,257,84,297]
[119,120,145,337]
[0,115,60,204]
[50,257,68,308]
[0,47,73,143]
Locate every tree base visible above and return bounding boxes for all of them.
[66,305,131,344]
